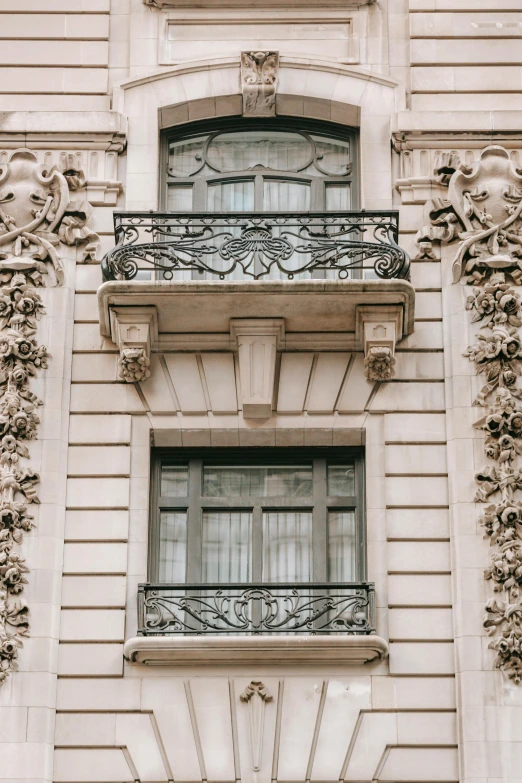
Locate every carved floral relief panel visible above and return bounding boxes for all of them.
[416,146,522,682]
[0,149,99,684]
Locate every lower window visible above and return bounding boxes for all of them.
[149,448,365,584]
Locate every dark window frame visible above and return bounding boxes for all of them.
[149,447,366,584]
[159,117,360,211]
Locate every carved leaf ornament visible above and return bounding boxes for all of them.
[0,149,97,684]
[416,146,522,682]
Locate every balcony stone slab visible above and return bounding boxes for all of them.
[124,634,389,666]
[98,279,415,346]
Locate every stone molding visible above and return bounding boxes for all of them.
[416,145,522,683]
[123,634,389,666]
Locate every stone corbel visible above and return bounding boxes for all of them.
[85,180,123,207]
[230,318,285,418]
[356,306,403,382]
[109,306,158,383]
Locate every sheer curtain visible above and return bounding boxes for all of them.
[201,511,252,583]
[262,511,313,582]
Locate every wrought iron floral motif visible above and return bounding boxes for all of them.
[418,146,522,682]
[101,212,410,281]
[0,272,48,683]
[138,583,375,636]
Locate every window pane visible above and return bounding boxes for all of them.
[203,465,312,497]
[161,466,189,497]
[312,136,351,176]
[325,183,351,211]
[207,131,312,172]
[327,464,355,495]
[167,184,193,211]
[328,510,356,581]
[168,136,206,177]
[159,511,187,582]
[207,180,254,211]
[262,511,313,582]
[202,511,252,582]
[264,180,310,211]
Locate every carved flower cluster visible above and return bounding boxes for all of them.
[119,347,151,383]
[363,346,395,382]
[0,273,45,684]
[466,274,522,682]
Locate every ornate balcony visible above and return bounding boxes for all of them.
[101,211,410,282]
[125,582,387,666]
[138,581,375,636]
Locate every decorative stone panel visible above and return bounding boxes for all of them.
[416,145,522,682]
[0,148,98,684]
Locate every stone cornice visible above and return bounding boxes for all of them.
[0,112,127,152]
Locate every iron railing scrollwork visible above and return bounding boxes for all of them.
[137,582,375,636]
[101,212,410,282]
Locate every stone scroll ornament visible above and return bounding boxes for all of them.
[0,149,99,683]
[241,51,279,117]
[416,145,522,682]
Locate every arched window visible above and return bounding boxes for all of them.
[161,119,358,212]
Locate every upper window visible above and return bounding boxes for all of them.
[149,448,365,585]
[161,120,358,212]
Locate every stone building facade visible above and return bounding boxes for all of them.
[0,1,520,781]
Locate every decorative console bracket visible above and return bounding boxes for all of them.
[230,318,285,418]
[355,305,403,381]
[109,306,158,383]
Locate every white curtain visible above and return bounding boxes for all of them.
[328,510,356,581]
[202,511,252,583]
[159,511,187,582]
[262,511,313,583]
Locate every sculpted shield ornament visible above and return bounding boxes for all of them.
[417,146,522,285]
[0,149,100,286]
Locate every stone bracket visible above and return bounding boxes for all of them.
[356,305,403,382]
[230,318,285,418]
[109,306,158,383]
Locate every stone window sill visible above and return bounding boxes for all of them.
[123,634,389,666]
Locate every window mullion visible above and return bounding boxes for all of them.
[252,504,263,583]
[313,457,328,582]
[186,459,203,583]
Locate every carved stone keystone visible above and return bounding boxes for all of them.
[241,51,279,117]
[231,318,284,418]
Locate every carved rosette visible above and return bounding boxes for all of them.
[416,146,522,682]
[0,149,97,684]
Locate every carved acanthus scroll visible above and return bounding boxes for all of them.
[241,51,279,117]
[417,146,522,682]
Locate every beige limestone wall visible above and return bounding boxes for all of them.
[409,0,522,112]
[0,0,111,112]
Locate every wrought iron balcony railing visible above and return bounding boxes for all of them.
[101,211,410,282]
[137,582,375,636]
